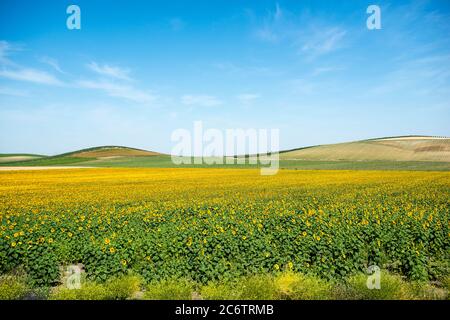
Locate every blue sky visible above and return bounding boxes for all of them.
[0,0,449,154]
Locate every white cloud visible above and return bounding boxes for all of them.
[0,40,21,65]
[0,41,11,64]
[84,62,161,103]
[87,62,131,81]
[254,3,285,43]
[181,95,222,107]
[252,5,347,58]
[77,80,155,104]
[255,28,279,43]
[0,68,63,86]
[0,41,63,86]
[40,56,64,74]
[301,27,347,56]
[368,55,450,96]
[0,41,158,104]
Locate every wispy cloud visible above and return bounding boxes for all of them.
[87,62,132,81]
[252,4,347,58]
[0,68,63,86]
[368,54,450,96]
[0,40,158,103]
[0,40,21,65]
[40,56,65,74]
[77,80,155,104]
[300,27,347,57]
[0,41,11,64]
[254,3,285,43]
[83,61,158,103]
[181,94,222,107]
[0,40,63,86]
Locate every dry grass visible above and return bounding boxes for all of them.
[281,137,450,162]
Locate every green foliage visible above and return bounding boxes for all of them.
[201,271,449,300]
[0,154,45,158]
[274,272,332,300]
[238,274,277,300]
[201,272,331,300]
[1,170,448,287]
[144,278,195,300]
[3,150,449,171]
[50,282,108,300]
[0,275,29,300]
[335,272,411,300]
[49,275,142,300]
[23,245,59,287]
[105,275,142,300]
[201,274,276,300]
[443,276,450,292]
[407,281,448,300]
[2,270,448,300]
[52,284,96,300]
[76,156,450,171]
[200,282,242,300]
[0,156,94,167]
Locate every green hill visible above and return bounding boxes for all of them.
[0,146,162,167]
[59,145,162,158]
[1,136,449,170]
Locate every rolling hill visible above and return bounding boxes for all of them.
[60,145,161,158]
[1,136,449,170]
[280,136,450,162]
[0,146,163,167]
[0,153,46,163]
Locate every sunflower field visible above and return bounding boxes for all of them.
[0,168,449,287]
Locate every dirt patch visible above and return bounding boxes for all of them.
[415,145,450,152]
